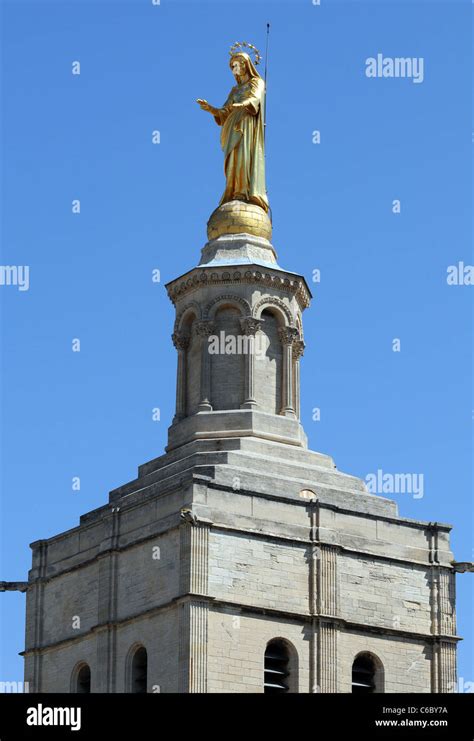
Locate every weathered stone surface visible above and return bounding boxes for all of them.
[23,451,458,693]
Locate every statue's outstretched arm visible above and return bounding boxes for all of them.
[197,96,233,127]
[196,99,219,116]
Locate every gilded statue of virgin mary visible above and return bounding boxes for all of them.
[197,44,269,213]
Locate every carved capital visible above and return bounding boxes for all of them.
[194,320,216,338]
[172,332,190,351]
[180,507,198,525]
[278,326,299,346]
[240,317,263,336]
[293,339,305,360]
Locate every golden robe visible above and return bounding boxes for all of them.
[214,75,269,212]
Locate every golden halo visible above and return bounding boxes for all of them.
[229,41,262,66]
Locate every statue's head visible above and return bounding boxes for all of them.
[229,53,261,83]
[230,55,247,80]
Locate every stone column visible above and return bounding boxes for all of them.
[195,321,215,412]
[178,510,210,693]
[318,620,338,693]
[438,641,457,693]
[240,317,262,409]
[278,327,299,418]
[172,332,190,422]
[26,540,48,692]
[178,599,209,694]
[293,339,305,420]
[428,525,457,692]
[308,501,339,693]
[308,505,318,693]
[429,564,458,692]
[439,569,456,637]
[96,506,120,692]
[317,545,339,693]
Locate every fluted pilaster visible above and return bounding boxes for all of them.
[178,514,209,693]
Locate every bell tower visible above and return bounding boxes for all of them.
[166,199,310,453]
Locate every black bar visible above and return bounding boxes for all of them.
[0,693,473,739]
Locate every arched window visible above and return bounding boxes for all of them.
[72,663,91,693]
[352,652,384,693]
[129,646,148,694]
[264,639,297,694]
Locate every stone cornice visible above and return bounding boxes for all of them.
[201,479,453,533]
[21,595,462,657]
[26,507,455,587]
[165,264,312,311]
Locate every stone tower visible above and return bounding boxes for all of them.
[21,198,464,694]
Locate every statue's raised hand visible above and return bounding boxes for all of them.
[197,99,216,114]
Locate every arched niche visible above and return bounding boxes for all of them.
[71,662,91,694]
[254,307,284,414]
[126,644,148,694]
[210,302,245,410]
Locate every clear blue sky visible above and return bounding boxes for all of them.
[1,0,472,687]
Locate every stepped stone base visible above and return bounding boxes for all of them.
[167,408,308,452]
[108,435,396,519]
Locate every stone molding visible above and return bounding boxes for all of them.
[166,266,311,311]
[253,295,294,326]
[203,293,252,320]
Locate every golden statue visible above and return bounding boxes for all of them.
[197,42,269,213]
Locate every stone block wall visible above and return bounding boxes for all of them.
[23,472,458,694]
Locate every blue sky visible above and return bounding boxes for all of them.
[1,0,472,687]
